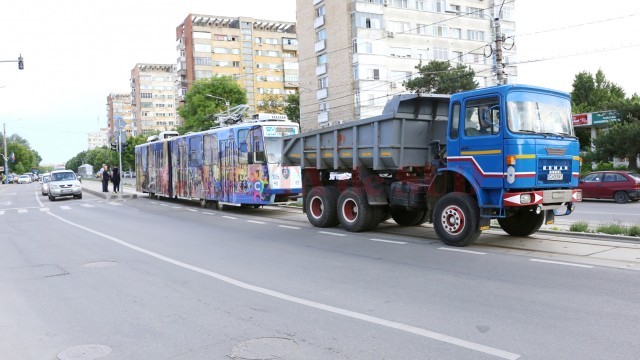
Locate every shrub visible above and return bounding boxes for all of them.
[570,221,590,233]
[595,223,626,235]
[627,225,640,237]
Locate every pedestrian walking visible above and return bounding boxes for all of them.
[101,164,110,192]
[112,166,120,193]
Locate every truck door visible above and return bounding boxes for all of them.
[457,96,503,189]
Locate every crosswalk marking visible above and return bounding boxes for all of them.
[18,209,28,214]
[81,204,94,208]
[40,207,50,212]
[0,211,4,215]
[60,206,71,210]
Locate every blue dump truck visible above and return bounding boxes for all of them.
[281,84,583,246]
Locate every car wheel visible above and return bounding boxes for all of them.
[614,191,630,203]
[76,193,82,199]
[48,195,55,201]
[433,193,481,247]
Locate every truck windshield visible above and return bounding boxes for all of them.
[507,91,574,136]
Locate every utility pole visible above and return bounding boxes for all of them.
[494,17,504,85]
[3,123,7,183]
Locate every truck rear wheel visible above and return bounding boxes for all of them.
[337,188,373,232]
[306,186,339,227]
[390,208,427,226]
[433,193,481,247]
[498,208,544,237]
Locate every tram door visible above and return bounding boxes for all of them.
[220,139,236,203]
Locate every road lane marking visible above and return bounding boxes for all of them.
[0,211,4,215]
[160,204,169,207]
[202,212,215,215]
[187,209,198,212]
[171,206,183,209]
[369,238,407,245]
[529,259,593,268]
[40,208,49,212]
[319,231,347,237]
[278,225,300,230]
[18,209,28,213]
[222,215,238,220]
[81,204,94,208]
[60,206,71,210]
[45,211,520,360]
[247,220,266,224]
[438,247,487,255]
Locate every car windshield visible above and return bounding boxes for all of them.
[52,172,76,181]
[507,91,574,136]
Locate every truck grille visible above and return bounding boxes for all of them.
[538,158,572,185]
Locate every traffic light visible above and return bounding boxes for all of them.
[110,143,117,151]
[18,54,23,70]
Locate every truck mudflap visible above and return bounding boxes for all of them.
[503,189,582,207]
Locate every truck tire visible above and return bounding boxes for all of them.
[433,193,481,247]
[365,206,386,231]
[498,208,544,237]
[337,188,373,232]
[390,208,426,226]
[306,186,339,227]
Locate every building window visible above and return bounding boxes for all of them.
[317,53,327,65]
[353,12,383,30]
[416,0,427,10]
[195,70,213,79]
[194,44,212,53]
[195,57,212,66]
[415,48,429,59]
[390,0,408,8]
[316,29,327,41]
[318,77,329,89]
[193,31,212,39]
[283,38,298,45]
[451,28,462,39]
[433,47,448,61]
[417,24,429,35]
[284,74,299,82]
[319,101,328,112]
[389,47,411,57]
[452,51,463,62]
[433,0,445,12]
[315,5,325,17]
[283,51,297,58]
[387,21,410,34]
[467,7,484,19]
[255,50,280,57]
[141,93,152,99]
[467,30,485,41]
[433,25,448,37]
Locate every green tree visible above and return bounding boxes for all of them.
[177,76,247,133]
[404,60,478,94]
[570,69,626,113]
[591,122,640,170]
[284,93,300,125]
[257,93,285,113]
[121,134,149,172]
[7,142,36,174]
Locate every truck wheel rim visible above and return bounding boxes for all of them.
[310,196,324,219]
[440,205,465,235]
[342,199,358,223]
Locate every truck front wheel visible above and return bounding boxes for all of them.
[306,186,339,227]
[498,208,544,237]
[337,188,373,232]
[433,193,481,247]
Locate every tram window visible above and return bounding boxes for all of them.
[238,130,248,164]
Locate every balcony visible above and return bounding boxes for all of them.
[282,43,298,51]
[317,111,329,123]
[317,88,328,100]
[313,0,323,5]
[314,40,326,53]
[315,64,327,76]
[314,16,324,29]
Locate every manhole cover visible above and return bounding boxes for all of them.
[230,337,298,360]
[84,261,118,268]
[58,344,112,360]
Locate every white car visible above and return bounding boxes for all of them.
[48,170,82,201]
[17,175,32,184]
[41,175,51,195]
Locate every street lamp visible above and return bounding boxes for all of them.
[205,94,230,111]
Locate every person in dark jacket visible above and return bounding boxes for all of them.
[111,166,120,194]
[101,164,110,192]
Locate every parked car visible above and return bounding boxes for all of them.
[48,170,82,201]
[17,174,32,184]
[123,171,131,178]
[41,175,51,196]
[578,170,640,203]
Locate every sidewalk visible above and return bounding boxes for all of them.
[81,178,141,200]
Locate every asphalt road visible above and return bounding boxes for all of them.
[1,182,640,359]
[560,198,640,227]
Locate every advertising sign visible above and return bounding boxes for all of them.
[591,111,618,125]
[572,113,589,126]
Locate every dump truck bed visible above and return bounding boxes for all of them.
[281,93,451,171]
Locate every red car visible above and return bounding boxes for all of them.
[578,171,640,203]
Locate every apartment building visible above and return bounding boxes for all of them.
[87,129,109,150]
[175,14,299,115]
[296,0,517,130]
[130,63,178,135]
[105,93,133,143]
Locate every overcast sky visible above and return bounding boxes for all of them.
[1,0,638,165]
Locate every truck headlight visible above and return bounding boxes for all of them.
[520,194,532,204]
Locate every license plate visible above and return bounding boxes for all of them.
[547,173,563,181]
[62,189,71,193]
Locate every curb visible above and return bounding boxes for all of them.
[82,186,137,200]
